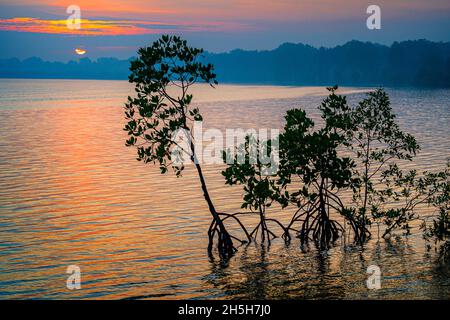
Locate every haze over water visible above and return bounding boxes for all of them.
[0,79,449,299]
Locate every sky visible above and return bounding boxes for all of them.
[1,0,450,61]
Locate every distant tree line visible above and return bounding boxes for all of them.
[208,40,450,88]
[0,57,131,80]
[2,39,450,87]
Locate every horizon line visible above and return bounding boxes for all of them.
[1,38,448,63]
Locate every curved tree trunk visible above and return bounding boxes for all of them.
[190,140,235,257]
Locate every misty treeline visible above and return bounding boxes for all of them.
[208,40,450,88]
[3,39,450,88]
[123,36,450,259]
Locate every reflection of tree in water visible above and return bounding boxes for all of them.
[206,242,351,299]
[207,244,270,299]
[428,262,450,299]
[421,243,450,299]
[205,236,450,299]
[364,236,450,299]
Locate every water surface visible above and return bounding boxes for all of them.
[0,79,449,299]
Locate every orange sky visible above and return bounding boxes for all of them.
[1,0,450,59]
[2,0,450,36]
[7,0,450,21]
[0,17,247,36]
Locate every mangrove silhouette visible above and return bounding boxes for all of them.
[124,35,236,257]
[124,35,450,259]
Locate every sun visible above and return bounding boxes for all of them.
[75,48,87,55]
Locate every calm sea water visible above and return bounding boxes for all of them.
[0,79,449,299]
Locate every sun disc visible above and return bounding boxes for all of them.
[75,48,87,55]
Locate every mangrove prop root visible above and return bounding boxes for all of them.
[207,220,237,257]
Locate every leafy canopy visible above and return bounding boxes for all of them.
[124,35,218,175]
